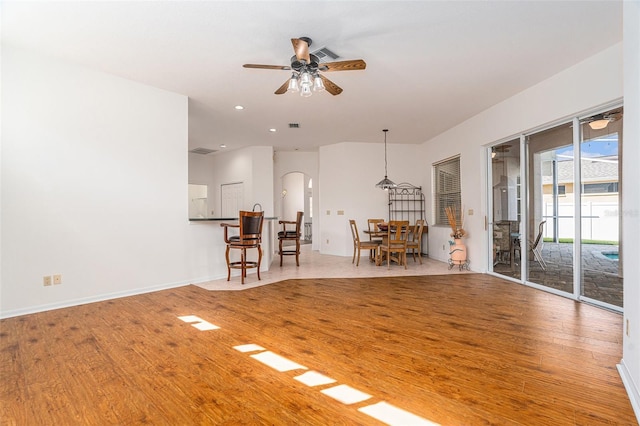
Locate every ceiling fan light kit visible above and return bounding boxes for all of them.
[243,36,366,97]
[588,119,611,130]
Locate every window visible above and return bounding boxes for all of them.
[582,182,618,194]
[433,156,461,226]
[558,185,566,195]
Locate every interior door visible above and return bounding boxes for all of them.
[221,182,244,218]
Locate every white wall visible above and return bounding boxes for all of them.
[319,141,424,256]
[1,47,190,316]
[419,43,623,268]
[251,146,275,217]
[282,172,304,221]
[188,153,216,217]
[620,0,640,419]
[189,146,274,219]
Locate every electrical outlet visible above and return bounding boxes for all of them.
[43,276,52,286]
[337,210,344,215]
[53,274,62,285]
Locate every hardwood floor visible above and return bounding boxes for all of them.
[1,274,635,425]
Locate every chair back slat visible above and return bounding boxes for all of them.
[387,220,410,244]
[349,220,360,244]
[410,220,425,243]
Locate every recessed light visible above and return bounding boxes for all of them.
[234,105,244,110]
[269,128,277,132]
[220,144,227,148]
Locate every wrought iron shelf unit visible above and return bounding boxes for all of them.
[388,183,428,254]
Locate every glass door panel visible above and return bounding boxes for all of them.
[491,139,521,280]
[526,123,574,294]
[579,107,623,309]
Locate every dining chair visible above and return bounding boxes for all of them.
[513,220,547,270]
[367,219,385,242]
[220,211,264,284]
[349,220,381,266]
[407,219,425,264]
[530,220,547,270]
[379,220,410,269]
[278,211,303,266]
[367,218,385,260]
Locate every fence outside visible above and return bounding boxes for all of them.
[543,202,619,242]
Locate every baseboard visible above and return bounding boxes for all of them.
[618,359,640,423]
[0,279,193,319]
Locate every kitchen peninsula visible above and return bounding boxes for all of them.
[189,217,278,280]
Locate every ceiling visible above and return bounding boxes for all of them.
[2,1,622,154]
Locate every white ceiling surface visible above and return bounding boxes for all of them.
[2,1,622,152]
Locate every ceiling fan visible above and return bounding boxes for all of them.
[243,37,366,96]
[580,108,623,130]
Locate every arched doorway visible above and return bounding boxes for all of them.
[281,172,312,243]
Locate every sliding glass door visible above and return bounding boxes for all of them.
[579,107,623,309]
[526,123,574,295]
[488,106,623,311]
[490,139,521,280]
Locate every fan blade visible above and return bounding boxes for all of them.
[320,75,343,96]
[320,59,367,72]
[275,80,289,95]
[243,64,291,70]
[291,38,310,63]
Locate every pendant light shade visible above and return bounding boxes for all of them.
[375,129,397,190]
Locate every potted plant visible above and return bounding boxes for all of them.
[445,206,467,265]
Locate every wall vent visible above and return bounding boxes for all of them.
[288,123,300,129]
[312,47,339,62]
[189,147,217,155]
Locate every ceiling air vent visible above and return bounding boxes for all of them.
[189,147,217,155]
[289,123,300,129]
[312,47,339,62]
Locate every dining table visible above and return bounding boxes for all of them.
[363,223,413,267]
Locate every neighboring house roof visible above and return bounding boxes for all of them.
[542,158,618,184]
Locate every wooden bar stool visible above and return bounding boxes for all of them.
[278,211,303,266]
[221,211,264,284]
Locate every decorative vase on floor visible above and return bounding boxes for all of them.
[448,239,469,271]
[450,239,466,262]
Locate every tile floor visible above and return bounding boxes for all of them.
[493,242,623,307]
[196,245,471,291]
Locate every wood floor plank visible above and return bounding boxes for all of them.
[0,274,636,425]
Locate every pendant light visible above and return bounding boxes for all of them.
[375,129,397,190]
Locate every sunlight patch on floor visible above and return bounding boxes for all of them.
[320,384,371,404]
[294,370,337,387]
[233,343,265,353]
[250,351,308,372]
[177,315,220,330]
[358,401,440,425]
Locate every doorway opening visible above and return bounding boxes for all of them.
[281,172,312,244]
